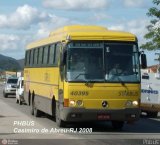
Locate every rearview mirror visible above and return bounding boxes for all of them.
[141,53,147,69]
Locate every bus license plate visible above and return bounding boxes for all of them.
[97,114,110,120]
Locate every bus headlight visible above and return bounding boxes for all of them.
[76,100,83,107]
[132,101,138,106]
[69,100,75,106]
[125,100,132,107]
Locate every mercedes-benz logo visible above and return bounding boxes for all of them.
[102,101,108,108]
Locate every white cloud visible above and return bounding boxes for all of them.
[123,0,146,8]
[43,0,110,10]
[0,34,20,51]
[0,5,50,29]
[36,14,78,39]
[0,33,33,59]
[108,19,149,45]
[92,13,110,21]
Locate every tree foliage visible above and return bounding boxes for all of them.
[141,0,160,50]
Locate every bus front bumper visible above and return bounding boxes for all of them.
[60,107,140,122]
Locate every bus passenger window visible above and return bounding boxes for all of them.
[25,51,30,66]
[49,44,55,65]
[55,43,61,66]
[38,47,43,65]
[47,45,50,64]
[28,50,31,66]
[34,48,38,65]
[43,46,49,65]
[32,49,35,66]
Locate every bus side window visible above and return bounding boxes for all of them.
[30,49,35,66]
[55,43,61,66]
[28,50,31,66]
[38,47,43,65]
[49,44,55,65]
[47,45,50,64]
[25,51,27,66]
[34,48,38,66]
[43,46,49,65]
[37,48,39,65]
[142,75,149,79]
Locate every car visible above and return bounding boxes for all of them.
[16,77,24,105]
[3,77,18,98]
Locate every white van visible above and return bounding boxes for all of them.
[3,77,18,98]
[141,70,160,117]
[16,77,24,105]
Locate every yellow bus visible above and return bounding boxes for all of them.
[24,25,147,129]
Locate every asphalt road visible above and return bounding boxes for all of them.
[0,82,160,145]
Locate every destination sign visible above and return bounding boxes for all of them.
[68,42,103,48]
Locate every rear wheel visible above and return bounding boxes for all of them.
[33,101,41,117]
[30,103,34,115]
[31,92,41,117]
[56,102,65,127]
[112,121,124,130]
[30,95,34,115]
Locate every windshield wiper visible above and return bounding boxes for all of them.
[74,73,87,80]
[108,75,126,86]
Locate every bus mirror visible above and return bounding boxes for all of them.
[141,53,147,69]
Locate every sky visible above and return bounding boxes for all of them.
[0,0,159,66]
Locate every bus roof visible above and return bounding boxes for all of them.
[27,25,137,49]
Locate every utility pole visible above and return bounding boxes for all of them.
[155,53,160,73]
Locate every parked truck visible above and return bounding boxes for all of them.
[141,69,160,117]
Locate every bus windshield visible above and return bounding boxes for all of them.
[66,41,140,83]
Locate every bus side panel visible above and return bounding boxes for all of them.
[24,67,59,115]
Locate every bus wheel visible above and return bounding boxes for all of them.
[56,102,65,127]
[30,99,34,115]
[147,112,158,118]
[112,121,124,130]
[33,105,41,117]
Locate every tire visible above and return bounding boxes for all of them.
[3,92,8,98]
[56,102,65,127]
[33,101,41,117]
[31,93,41,117]
[16,98,19,104]
[30,99,34,115]
[28,91,31,106]
[19,98,22,105]
[112,121,124,130]
[147,111,158,118]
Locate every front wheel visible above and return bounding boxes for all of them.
[16,98,19,104]
[56,102,65,127]
[3,91,8,98]
[112,121,124,130]
[147,111,158,118]
[19,98,22,105]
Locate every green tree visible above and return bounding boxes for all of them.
[141,0,160,50]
